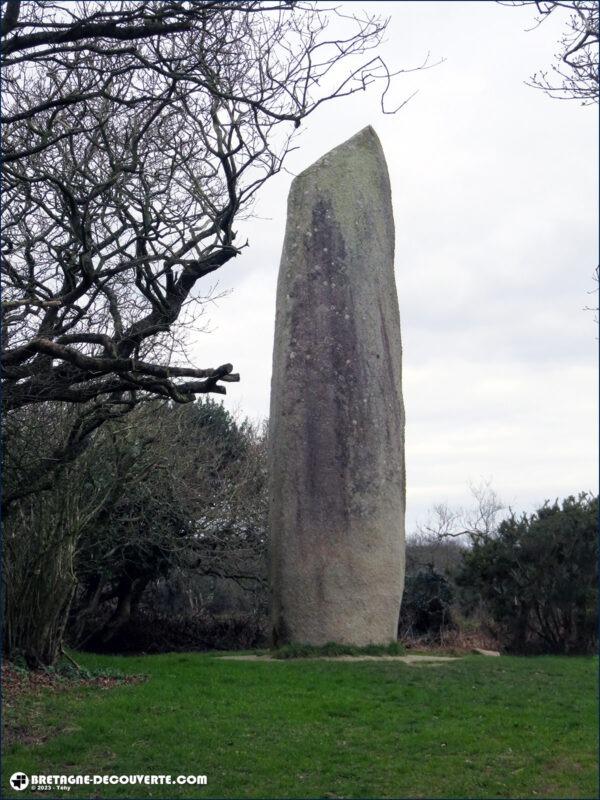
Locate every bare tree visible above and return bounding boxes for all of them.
[2,402,115,667]
[2,2,427,494]
[415,481,507,546]
[584,264,599,325]
[502,1,599,103]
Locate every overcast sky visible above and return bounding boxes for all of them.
[190,1,598,533]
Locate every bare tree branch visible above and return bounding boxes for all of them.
[501,1,599,103]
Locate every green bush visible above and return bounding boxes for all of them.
[79,609,268,654]
[399,566,455,640]
[456,493,598,654]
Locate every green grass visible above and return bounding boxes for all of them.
[2,651,597,799]
[271,640,406,659]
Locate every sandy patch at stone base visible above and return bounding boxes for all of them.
[217,654,459,665]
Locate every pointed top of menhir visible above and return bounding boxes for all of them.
[295,124,384,182]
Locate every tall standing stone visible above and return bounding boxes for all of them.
[269,126,405,647]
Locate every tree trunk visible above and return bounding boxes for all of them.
[100,577,134,644]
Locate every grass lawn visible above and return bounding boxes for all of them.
[2,651,597,799]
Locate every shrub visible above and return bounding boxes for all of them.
[456,493,598,654]
[78,609,268,654]
[399,566,455,641]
